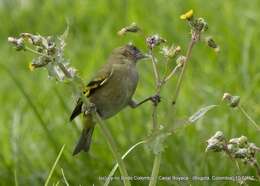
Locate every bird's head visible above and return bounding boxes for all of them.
[112,44,147,63]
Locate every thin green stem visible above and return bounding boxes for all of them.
[238,105,260,131]
[149,49,160,87]
[163,64,182,83]
[94,113,131,186]
[148,49,162,186]
[149,153,162,186]
[172,35,197,105]
[24,46,53,59]
[61,168,70,186]
[44,144,65,186]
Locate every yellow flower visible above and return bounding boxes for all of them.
[28,63,35,71]
[180,9,194,20]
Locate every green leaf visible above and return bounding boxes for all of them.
[188,105,218,123]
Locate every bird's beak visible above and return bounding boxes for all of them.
[136,52,149,60]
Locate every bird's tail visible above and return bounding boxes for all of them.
[73,115,95,155]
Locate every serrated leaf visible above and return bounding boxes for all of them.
[147,130,169,155]
[189,105,217,123]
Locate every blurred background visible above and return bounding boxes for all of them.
[1,0,260,185]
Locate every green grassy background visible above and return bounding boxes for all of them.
[1,0,260,185]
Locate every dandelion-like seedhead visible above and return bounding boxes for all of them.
[8,28,77,81]
[206,131,260,169]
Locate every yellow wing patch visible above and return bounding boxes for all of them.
[83,68,113,97]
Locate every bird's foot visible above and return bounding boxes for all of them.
[150,94,161,106]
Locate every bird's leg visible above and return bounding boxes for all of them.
[83,102,97,115]
[128,94,161,108]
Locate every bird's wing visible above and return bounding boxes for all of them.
[83,66,114,97]
[70,66,113,121]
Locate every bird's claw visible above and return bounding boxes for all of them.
[150,94,161,105]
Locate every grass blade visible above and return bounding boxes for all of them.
[104,140,146,186]
[45,144,66,186]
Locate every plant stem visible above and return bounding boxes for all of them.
[24,46,53,59]
[148,49,162,186]
[94,113,131,186]
[238,105,260,131]
[172,34,197,105]
[149,153,162,186]
[163,64,182,83]
[149,49,160,86]
[44,144,65,186]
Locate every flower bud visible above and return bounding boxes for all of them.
[234,148,248,159]
[230,96,240,107]
[180,9,194,20]
[229,137,240,144]
[227,144,237,154]
[222,93,240,108]
[117,22,140,36]
[193,18,208,32]
[161,45,181,58]
[206,131,225,152]
[238,136,248,147]
[205,36,216,48]
[248,143,257,156]
[213,131,225,140]
[8,37,25,51]
[146,34,166,49]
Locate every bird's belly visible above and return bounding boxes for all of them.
[89,66,138,119]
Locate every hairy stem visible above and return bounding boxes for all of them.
[149,49,160,86]
[163,64,182,83]
[148,49,162,186]
[172,33,198,105]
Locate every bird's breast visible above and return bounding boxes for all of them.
[89,64,139,119]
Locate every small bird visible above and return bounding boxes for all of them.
[70,44,157,155]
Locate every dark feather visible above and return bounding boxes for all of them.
[70,66,113,121]
[70,100,83,121]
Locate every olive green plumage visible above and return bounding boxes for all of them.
[70,44,145,155]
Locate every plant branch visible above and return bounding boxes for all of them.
[148,49,162,186]
[163,64,182,83]
[149,49,160,87]
[24,46,53,59]
[172,33,198,105]
[149,153,162,186]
